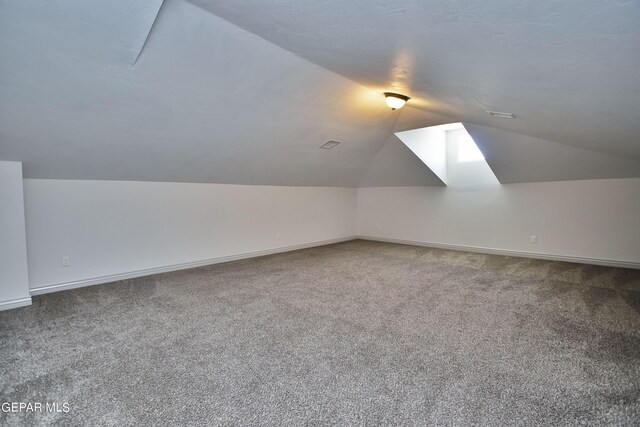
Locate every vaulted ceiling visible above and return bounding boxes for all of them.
[1,0,639,186]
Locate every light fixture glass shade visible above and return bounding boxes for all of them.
[384,92,410,110]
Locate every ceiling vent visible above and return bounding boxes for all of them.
[320,140,341,149]
[487,111,516,119]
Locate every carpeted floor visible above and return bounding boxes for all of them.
[1,240,639,426]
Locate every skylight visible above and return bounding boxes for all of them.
[457,134,485,162]
[395,122,499,187]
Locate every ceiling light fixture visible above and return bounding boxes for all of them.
[384,92,410,110]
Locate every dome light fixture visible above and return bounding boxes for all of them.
[384,92,410,110]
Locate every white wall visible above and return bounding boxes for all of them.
[0,161,31,309]
[19,177,640,297]
[357,178,640,266]
[24,180,356,292]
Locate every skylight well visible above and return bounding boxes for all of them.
[456,133,485,163]
[395,122,498,187]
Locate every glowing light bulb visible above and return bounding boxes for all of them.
[384,92,410,110]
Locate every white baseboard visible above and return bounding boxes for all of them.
[356,235,640,270]
[28,234,639,297]
[0,296,32,311]
[30,236,357,296]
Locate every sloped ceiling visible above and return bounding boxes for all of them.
[360,107,456,187]
[191,0,640,161]
[0,0,399,186]
[0,0,165,64]
[465,124,640,184]
[1,0,639,186]
[360,134,445,187]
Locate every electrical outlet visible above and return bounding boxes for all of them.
[530,235,537,244]
[276,232,281,240]
[62,256,70,267]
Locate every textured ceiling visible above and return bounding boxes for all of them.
[1,0,639,186]
[0,0,401,186]
[0,0,164,64]
[191,0,640,160]
[465,124,640,184]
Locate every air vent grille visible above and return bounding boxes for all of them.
[487,111,515,119]
[320,140,341,149]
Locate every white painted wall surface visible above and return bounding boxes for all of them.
[357,178,640,266]
[0,161,31,309]
[20,177,640,295]
[24,180,356,291]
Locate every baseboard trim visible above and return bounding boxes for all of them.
[29,234,639,297]
[0,296,33,311]
[356,235,640,270]
[30,236,357,296]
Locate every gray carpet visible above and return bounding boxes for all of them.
[1,240,639,426]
